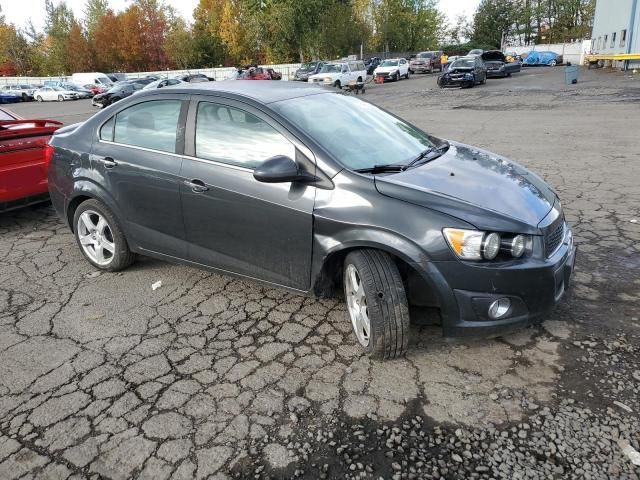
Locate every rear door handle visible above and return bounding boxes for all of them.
[184,179,209,193]
[99,157,117,168]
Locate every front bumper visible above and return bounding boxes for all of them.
[414,232,577,337]
[439,74,474,88]
[410,64,432,73]
[487,69,507,78]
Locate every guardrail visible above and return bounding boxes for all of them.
[0,63,304,86]
[585,53,640,61]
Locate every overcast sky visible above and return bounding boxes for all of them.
[3,0,480,31]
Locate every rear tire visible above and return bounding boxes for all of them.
[73,199,135,272]
[343,250,409,360]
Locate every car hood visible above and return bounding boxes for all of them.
[309,72,340,80]
[481,51,507,62]
[374,142,557,233]
[375,66,399,73]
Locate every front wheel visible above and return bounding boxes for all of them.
[343,250,409,360]
[394,72,400,82]
[334,80,341,89]
[73,199,135,272]
[58,95,64,102]
[550,60,557,67]
[36,96,43,102]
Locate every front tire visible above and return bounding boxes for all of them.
[343,250,409,360]
[394,72,400,82]
[334,80,341,89]
[58,95,64,102]
[36,96,43,102]
[73,199,135,272]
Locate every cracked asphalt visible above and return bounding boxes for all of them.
[1,67,639,479]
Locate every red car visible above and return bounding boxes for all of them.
[237,66,282,80]
[84,84,106,95]
[1,112,62,212]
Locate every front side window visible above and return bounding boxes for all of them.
[113,100,182,153]
[271,93,435,170]
[195,102,294,169]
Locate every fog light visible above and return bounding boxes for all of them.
[488,298,511,319]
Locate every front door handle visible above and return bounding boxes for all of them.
[99,157,117,169]
[184,179,209,193]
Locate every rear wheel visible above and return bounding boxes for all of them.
[73,199,135,272]
[21,93,28,102]
[405,70,410,79]
[550,60,557,67]
[343,250,409,360]
[334,80,341,89]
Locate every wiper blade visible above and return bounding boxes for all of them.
[405,142,450,169]
[354,164,406,174]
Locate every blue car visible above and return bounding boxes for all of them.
[0,92,21,104]
[523,51,563,67]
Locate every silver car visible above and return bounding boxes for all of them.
[34,86,79,102]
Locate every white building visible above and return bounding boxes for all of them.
[590,0,640,68]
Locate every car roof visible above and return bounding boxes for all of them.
[137,81,330,104]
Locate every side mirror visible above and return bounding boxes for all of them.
[253,156,315,184]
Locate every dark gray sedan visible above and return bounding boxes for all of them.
[482,51,522,78]
[48,82,576,359]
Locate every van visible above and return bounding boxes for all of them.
[71,72,114,88]
[308,60,367,88]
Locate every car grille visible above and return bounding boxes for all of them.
[544,215,565,257]
[377,72,390,78]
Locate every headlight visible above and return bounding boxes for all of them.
[482,233,501,260]
[443,229,531,261]
[442,229,484,260]
[508,235,527,258]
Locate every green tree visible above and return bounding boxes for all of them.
[83,0,109,38]
[165,17,197,69]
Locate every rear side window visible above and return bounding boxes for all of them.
[100,116,115,141]
[112,100,182,153]
[195,102,294,169]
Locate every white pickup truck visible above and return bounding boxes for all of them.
[308,61,367,88]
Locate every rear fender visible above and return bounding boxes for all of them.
[66,180,131,241]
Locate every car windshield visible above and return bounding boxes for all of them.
[417,52,432,58]
[380,60,399,67]
[300,63,317,71]
[19,85,31,89]
[450,59,475,68]
[271,93,435,170]
[320,64,342,73]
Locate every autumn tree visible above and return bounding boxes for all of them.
[65,21,94,73]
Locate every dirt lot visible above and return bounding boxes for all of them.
[1,67,639,480]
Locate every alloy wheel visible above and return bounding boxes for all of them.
[345,264,370,347]
[77,210,116,266]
